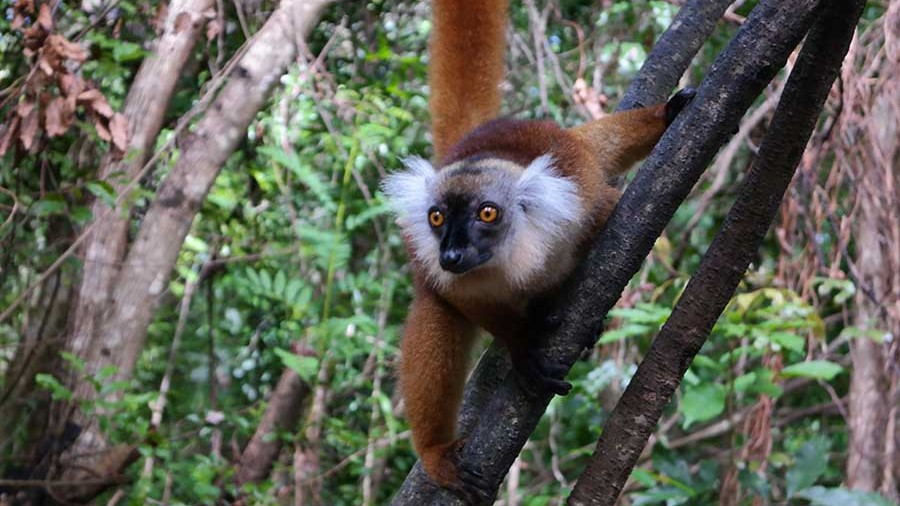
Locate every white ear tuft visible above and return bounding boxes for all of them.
[516,154,581,236]
[381,156,437,223]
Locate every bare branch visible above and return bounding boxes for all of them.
[236,345,313,486]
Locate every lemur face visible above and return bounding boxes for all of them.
[383,154,582,290]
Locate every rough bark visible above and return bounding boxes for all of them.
[46,0,335,501]
[236,349,313,486]
[67,0,214,379]
[847,2,900,497]
[2,2,211,486]
[567,1,866,500]
[392,0,819,503]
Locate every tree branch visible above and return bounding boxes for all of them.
[89,0,335,387]
[53,0,336,499]
[617,0,734,111]
[236,345,313,486]
[68,0,215,364]
[569,0,866,503]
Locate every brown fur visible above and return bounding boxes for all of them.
[429,0,509,161]
[402,111,670,488]
[401,0,671,490]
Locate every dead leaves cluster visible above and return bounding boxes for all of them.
[0,0,129,156]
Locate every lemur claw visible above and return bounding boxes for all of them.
[512,348,573,397]
[452,463,492,503]
[665,87,697,126]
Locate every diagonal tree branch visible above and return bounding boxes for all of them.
[68,0,215,367]
[568,0,867,503]
[617,0,734,111]
[392,0,812,502]
[87,0,335,390]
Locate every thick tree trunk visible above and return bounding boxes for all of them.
[67,0,214,376]
[847,4,900,496]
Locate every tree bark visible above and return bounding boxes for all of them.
[393,0,819,503]
[568,1,866,502]
[236,347,313,486]
[67,0,214,379]
[44,0,335,501]
[847,2,900,498]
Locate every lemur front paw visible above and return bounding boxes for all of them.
[422,439,492,503]
[665,87,697,126]
[511,347,572,397]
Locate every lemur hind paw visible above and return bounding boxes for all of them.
[512,347,573,397]
[423,439,493,503]
[665,87,697,126]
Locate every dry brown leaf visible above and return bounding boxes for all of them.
[47,35,87,63]
[109,113,129,152]
[37,54,53,76]
[37,3,53,31]
[15,0,35,13]
[77,89,103,103]
[152,3,169,34]
[19,107,40,150]
[59,73,85,98]
[0,118,20,157]
[45,97,72,137]
[16,100,35,118]
[11,13,25,30]
[23,25,45,51]
[91,96,114,118]
[94,117,111,142]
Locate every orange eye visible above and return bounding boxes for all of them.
[428,209,445,227]
[478,205,499,223]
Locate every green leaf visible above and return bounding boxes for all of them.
[33,195,66,216]
[35,374,73,401]
[781,360,843,381]
[275,348,319,383]
[86,181,117,206]
[794,487,895,506]
[679,383,726,428]
[786,437,830,497]
[112,41,146,62]
[733,372,757,392]
[769,331,805,353]
[274,270,287,297]
[59,351,86,373]
[598,323,652,344]
[183,235,208,253]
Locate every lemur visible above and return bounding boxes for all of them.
[383,0,694,496]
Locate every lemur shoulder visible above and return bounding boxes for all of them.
[383,0,694,497]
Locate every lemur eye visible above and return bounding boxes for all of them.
[478,204,500,223]
[428,208,445,228]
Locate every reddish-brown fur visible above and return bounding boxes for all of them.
[429,0,509,161]
[400,0,672,490]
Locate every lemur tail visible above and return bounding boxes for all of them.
[429,0,509,163]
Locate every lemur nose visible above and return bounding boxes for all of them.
[440,249,463,268]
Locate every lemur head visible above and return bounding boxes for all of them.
[383,154,581,290]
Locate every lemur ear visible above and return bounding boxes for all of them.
[516,155,581,234]
[381,157,437,221]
